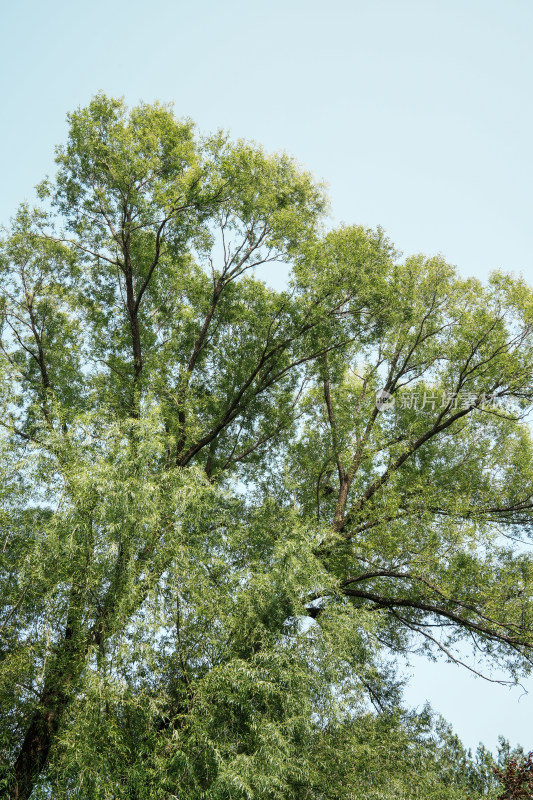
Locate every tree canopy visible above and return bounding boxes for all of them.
[2,94,533,799]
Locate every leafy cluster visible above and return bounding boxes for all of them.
[494,751,533,799]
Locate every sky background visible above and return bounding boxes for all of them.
[2,0,533,754]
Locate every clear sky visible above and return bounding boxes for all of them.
[2,0,533,754]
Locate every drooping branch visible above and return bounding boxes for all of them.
[341,586,532,652]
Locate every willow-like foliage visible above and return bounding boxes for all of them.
[1,95,533,799]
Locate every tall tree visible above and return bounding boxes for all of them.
[1,95,533,799]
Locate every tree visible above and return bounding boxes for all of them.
[1,94,533,799]
[494,751,533,799]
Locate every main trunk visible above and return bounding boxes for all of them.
[9,655,80,800]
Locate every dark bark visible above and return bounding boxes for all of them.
[9,632,84,800]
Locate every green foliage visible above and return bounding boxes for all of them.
[2,95,533,799]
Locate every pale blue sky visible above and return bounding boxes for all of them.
[2,0,533,753]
